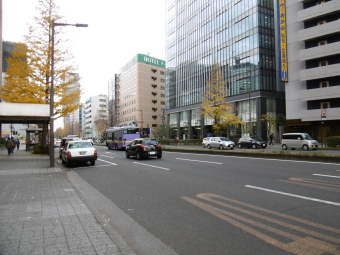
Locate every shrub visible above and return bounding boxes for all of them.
[158,139,202,145]
[0,137,6,148]
[33,144,49,154]
[326,136,340,147]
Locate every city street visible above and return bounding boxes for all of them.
[60,145,340,255]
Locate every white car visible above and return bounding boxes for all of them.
[61,140,98,167]
[202,137,235,150]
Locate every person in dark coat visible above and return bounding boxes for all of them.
[269,133,274,145]
[10,137,16,154]
[5,138,14,155]
[16,139,20,150]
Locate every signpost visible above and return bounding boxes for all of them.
[321,108,326,120]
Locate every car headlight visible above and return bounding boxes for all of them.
[257,141,261,144]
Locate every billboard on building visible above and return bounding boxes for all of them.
[277,0,288,82]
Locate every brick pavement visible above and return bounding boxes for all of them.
[0,147,124,255]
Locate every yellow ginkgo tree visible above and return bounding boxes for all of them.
[201,63,243,136]
[0,0,82,145]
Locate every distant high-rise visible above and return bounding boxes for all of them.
[117,54,166,136]
[165,0,285,139]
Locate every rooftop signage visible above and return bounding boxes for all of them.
[121,54,166,73]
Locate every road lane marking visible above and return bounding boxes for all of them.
[182,193,340,255]
[97,159,117,165]
[133,162,170,170]
[176,158,223,164]
[101,155,115,159]
[313,174,340,179]
[245,185,340,206]
[164,152,340,165]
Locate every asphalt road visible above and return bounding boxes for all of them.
[60,146,340,255]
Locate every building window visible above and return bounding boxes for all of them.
[161,101,165,105]
[320,81,329,88]
[152,76,157,81]
[151,69,157,73]
[152,84,157,89]
[161,94,165,97]
[160,79,165,83]
[160,71,165,75]
[319,60,328,66]
[160,86,165,90]
[318,40,327,46]
[321,102,330,109]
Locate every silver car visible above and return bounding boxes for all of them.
[202,137,235,150]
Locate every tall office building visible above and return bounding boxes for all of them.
[117,54,166,136]
[165,0,285,139]
[286,0,340,142]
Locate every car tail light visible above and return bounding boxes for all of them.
[67,151,72,158]
[94,149,97,156]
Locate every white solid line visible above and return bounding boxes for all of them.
[245,185,340,206]
[133,162,170,170]
[312,174,340,179]
[176,158,223,164]
[97,159,117,165]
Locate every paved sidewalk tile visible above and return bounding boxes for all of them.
[0,149,123,255]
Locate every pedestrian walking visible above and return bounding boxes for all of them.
[269,133,274,145]
[5,138,14,155]
[16,139,20,150]
[10,137,16,154]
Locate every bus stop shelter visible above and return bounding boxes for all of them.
[0,103,50,151]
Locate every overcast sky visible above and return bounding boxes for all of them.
[2,0,166,102]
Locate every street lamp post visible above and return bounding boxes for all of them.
[50,20,88,167]
[240,87,251,136]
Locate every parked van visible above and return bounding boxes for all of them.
[281,133,318,151]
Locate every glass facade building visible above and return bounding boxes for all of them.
[165,0,285,140]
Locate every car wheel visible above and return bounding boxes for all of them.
[219,145,224,150]
[62,158,65,164]
[230,148,234,150]
[252,144,257,149]
[90,160,95,166]
[282,144,287,150]
[59,153,62,159]
[238,144,242,149]
[202,144,206,148]
[302,145,309,151]
[136,151,143,160]
[157,154,162,159]
[65,161,71,167]
[207,144,211,149]
[125,151,130,158]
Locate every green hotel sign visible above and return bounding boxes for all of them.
[121,54,166,72]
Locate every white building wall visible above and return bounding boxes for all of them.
[83,95,108,138]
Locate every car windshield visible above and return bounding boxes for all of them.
[302,134,313,140]
[142,139,158,145]
[219,137,231,141]
[69,142,92,149]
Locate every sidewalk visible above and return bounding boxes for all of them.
[0,147,124,255]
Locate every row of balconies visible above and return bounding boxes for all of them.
[299,19,340,42]
[301,107,340,121]
[298,0,340,22]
